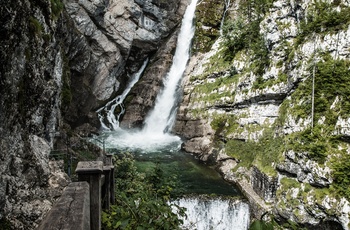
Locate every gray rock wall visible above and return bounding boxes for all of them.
[0,0,189,228]
[177,0,350,228]
[251,166,278,203]
[64,0,189,129]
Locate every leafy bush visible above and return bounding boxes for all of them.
[102,153,186,230]
[287,127,329,164]
[297,1,350,44]
[331,151,350,201]
[222,8,270,75]
[313,55,350,122]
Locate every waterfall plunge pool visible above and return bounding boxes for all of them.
[93,131,250,230]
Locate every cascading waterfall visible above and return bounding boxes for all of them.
[220,0,231,35]
[95,1,251,229]
[143,0,197,134]
[97,59,148,131]
[99,0,198,151]
[172,196,250,230]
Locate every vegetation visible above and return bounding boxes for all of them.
[221,0,273,75]
[50,0,64,19]
[286,127,329,164]
[296,1,350,44]
[331,149,350,201]
[211,112,285,176]
[193,0,225,53]
[249,219,281,230]
[29,16,43,36]
[313,55,350,121]
[102,153,185,230]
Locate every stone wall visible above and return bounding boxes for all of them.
[251,166,278,203]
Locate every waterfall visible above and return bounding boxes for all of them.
[143,0,198,134]
[97,59,148,131]
[98,0,198,151]
[172,196,250,230]
[220,0,231,35]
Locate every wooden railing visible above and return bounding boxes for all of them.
[38,154,115,230]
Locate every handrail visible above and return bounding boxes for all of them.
[37,154,115,230]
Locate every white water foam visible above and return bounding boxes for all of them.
[172,196,250,230]
[143,0,198,134]
[97,59,148,131]
[96,0,198,151]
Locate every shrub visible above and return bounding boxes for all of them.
[102,153,186,230]
[331,151,350,201]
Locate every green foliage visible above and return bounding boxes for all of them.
[221,0,271,75]
[29,16,43,36]
[286,127,329,163]
[223,127,284,175]
[226,139,258,169]
[50,0,64,19]
[313,55,350,122]
[331,150,350,201]
[102,153,186,230]
[297,1,350,44]
[249,220,279,230]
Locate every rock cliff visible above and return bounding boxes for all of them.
[174,0,350,228]
[0,0,188,228]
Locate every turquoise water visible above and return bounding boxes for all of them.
[107,145,241,196]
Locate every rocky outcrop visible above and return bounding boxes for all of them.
[251,166,278,203]
[176,0,350,228]
[277,150,332,187]
[0,0,70,227]
[0,0,190,228]
[63,0,189,128]
[120,31,179,128]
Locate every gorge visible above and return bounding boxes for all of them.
[1,0,350,229]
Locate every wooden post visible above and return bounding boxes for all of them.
[102,166,111,210]
[105,154,115,204]
[76,161,103,230]
[110,165,115,204]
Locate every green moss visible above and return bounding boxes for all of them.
[193,0,225,53]
[50,0,64,19]
[29,16,43,36]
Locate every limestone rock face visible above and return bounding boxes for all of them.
[0,0,188,228]
[0,0,71,228]
[176,0,350,228]
[63,0,188,128]
[120,31,179,128]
